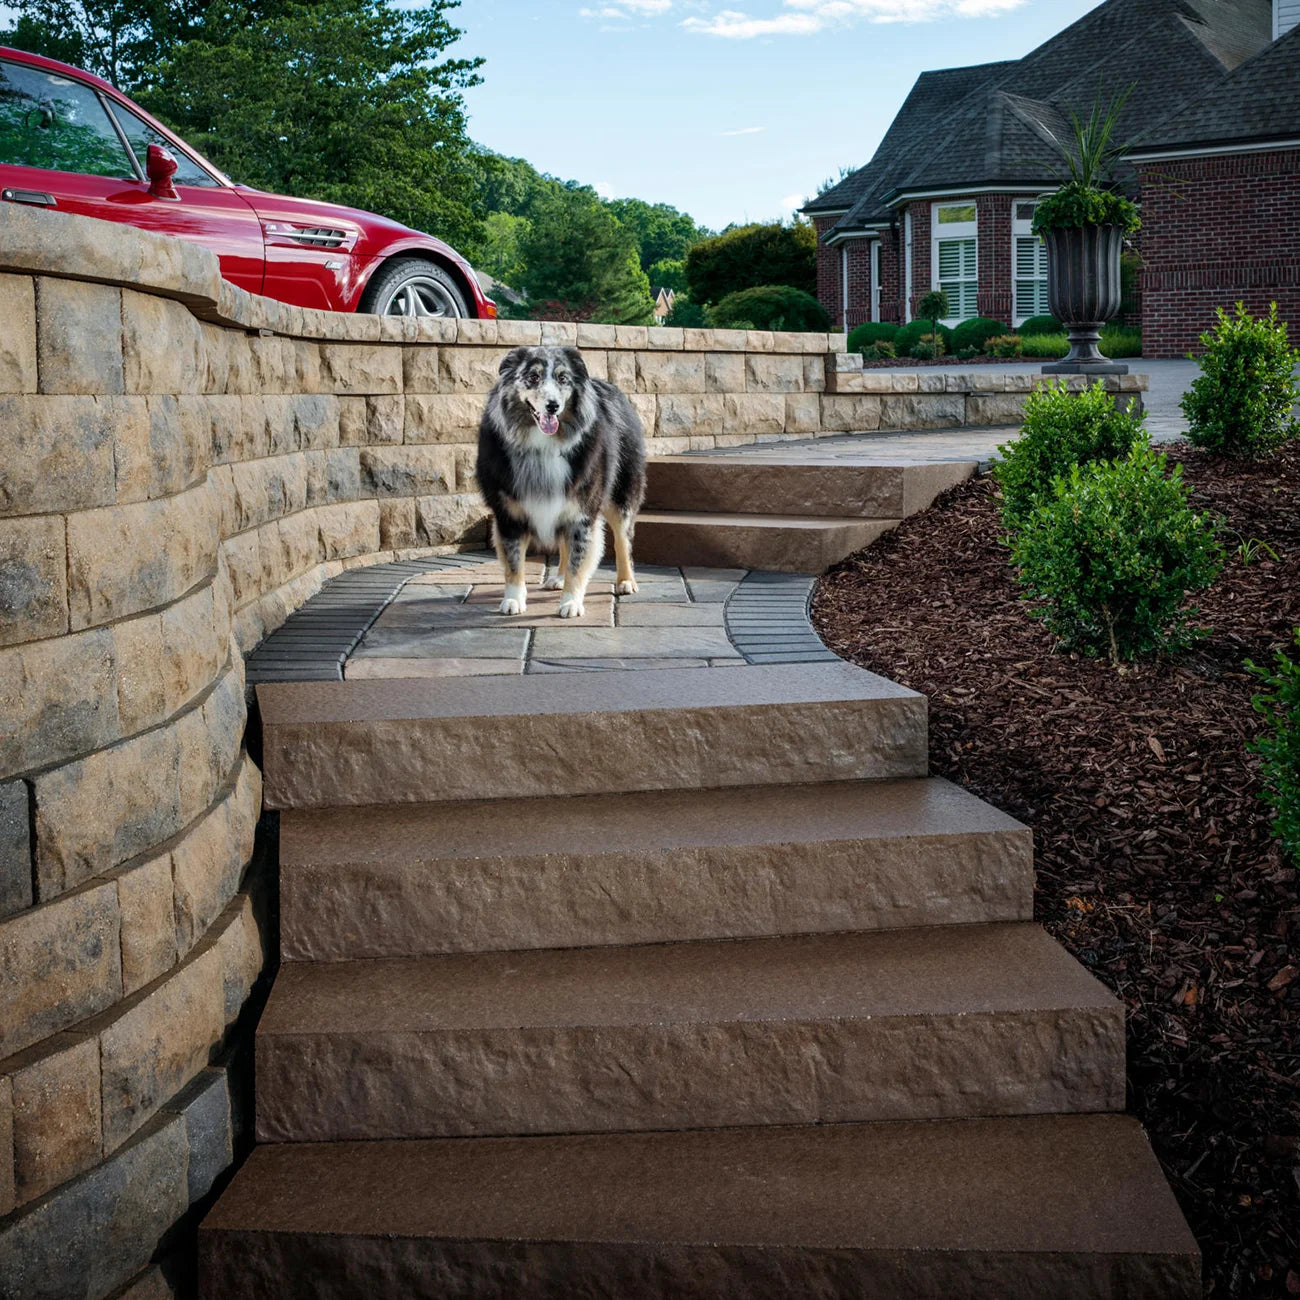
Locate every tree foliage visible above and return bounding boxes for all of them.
[685,221,816,306]
[709,284,829,332]
[517,188,655,325]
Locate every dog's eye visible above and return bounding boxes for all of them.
[524,372,541,388]
[554,373,569,385]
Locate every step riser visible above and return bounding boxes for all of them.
[255,1008,1124,1143]
[261,696,927,808]
[644,459,973,520]
[631,517,895,573]
[281,828,1033,960]
[201,1232,1199,1300]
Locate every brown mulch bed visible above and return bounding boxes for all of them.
[811,445,1300,1298]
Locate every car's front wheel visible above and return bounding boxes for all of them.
[359,257,470,318]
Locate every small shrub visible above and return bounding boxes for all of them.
[1020,332,1069,358]
[1032,180,1140,236]
[910,333,946,360]
[709,284,831,332]
[994,379,1147,530]
[1181,302,1300,457]
[847,321,899,353]
[1010,445,1223,664]
[983,334,1024,358]
[1248,629,1300,866]
[952,317,1010,353]
[956,346,979,360]
[917,289,950,350]
[862,340,896,360]
[663,294,707,328]
[895,318,955,357]
[1021,314,1064,335]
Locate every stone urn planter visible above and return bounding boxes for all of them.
[1041,223,1128,375]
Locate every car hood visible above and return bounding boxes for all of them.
[233,186,463,262]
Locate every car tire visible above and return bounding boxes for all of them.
[359,257,471,318]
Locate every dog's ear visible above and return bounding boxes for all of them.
[498,347,528,377]
[560,347,588,382]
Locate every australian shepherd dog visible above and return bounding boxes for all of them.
[476,345,647,618]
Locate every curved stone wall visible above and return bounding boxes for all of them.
[0,201,1129,1298]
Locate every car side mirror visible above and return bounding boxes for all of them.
[146,144,180,201]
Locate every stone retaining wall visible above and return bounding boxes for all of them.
[0,202,1143,1297]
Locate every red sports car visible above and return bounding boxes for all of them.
[0,46,496,319]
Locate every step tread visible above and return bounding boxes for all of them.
[638,510,900,529]
[280,776,1025,866]
[201,1113,1197,1261]
[257,659,916,725]
[259,923,1116,1036]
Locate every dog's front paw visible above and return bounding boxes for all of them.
[615,578,639,595]
[540,574,563,591]
[498,583,527,616]
[558,595,585,619]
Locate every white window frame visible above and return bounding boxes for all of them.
[930,201,978,325]
[870,240,881,323]
[903,209,913,324]
[1011,199,1050,327]
[840,245,849,333]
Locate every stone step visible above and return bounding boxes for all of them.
[256,662,927,809]
[199,1114,1200,1299]
[631,510,895,573]
[644,456,973,519]
[279,777,1033,960]
[254,923,1124,1143]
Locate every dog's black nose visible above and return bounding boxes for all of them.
[545,400,559,414]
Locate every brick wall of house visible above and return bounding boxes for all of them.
[978,194,1015,324]
[879,226,903,325]
[907,202,932,319]
[812,217,843,328]
[844,238,874,330]
[1137,148,1300,357]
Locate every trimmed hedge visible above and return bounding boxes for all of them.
[952,317,1009,353]
[1021,314,1064,335]
[847,321,899,352]
[708,284,830,332]
[684,222,816,304]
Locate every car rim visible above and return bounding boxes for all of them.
[383,275,461,318]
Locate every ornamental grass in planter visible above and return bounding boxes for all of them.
[1032,89,1140,373]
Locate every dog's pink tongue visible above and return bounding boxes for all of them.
[540,414,560,436]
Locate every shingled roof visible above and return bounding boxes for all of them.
[1132,20,1300,152]
[807,0,1273,238]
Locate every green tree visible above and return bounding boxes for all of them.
[518,188,654,325]
[685,221,816,305]
[136,0,484,251]
[647,258,687,294]
[606,197,706,270]
[918,288,950,356]
[476,212,531,288]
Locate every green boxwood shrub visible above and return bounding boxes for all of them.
[1181,302,1300,457]
[952,317,1009,353]
[708,284,830,332]
[895,318,955,357]
[1248,629,1300,866]
[994,379,1147,530]
[862,341,896,360]
[1010,445,1223,663]
[1021,314,1064,335]
[847,321,899,353]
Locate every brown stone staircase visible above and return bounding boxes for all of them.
[633,456,975,572]
[200,662,1200,1298]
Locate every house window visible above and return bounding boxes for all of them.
[931,202,977,322]
[1012,200,1049,325]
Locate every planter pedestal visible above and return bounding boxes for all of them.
[1040,223,1128,376]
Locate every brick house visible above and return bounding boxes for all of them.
[1129,21,1300,355]
[804,0,1294,354]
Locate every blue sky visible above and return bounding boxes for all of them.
[451,0,1101,230]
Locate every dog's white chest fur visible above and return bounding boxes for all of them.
[510,443,575,545]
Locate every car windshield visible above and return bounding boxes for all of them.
[0,59,134,178]
[107,99,223,189]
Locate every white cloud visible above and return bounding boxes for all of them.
[594,180,616,198]
[780,191,807,214]
[684,0,1027,37]
[580,0,673,18]
[721,125,767,136]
